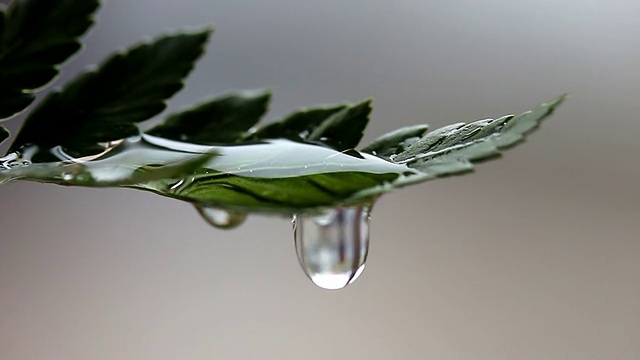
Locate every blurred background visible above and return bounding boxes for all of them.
[1,0,639,359]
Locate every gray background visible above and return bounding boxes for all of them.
[1,0,639,359]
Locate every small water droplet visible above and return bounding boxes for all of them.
[1,152,32,170]
[196,205,247,229]
[293,204,371,290]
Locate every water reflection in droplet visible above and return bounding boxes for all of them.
[293,204,371,290]
[196,205,247,230]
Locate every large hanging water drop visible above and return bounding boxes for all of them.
[196,205,247,229]
[293,204,371,290]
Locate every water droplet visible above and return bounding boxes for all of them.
[293,204,371,290]
[1,152,32,170]
[196,205,247,229]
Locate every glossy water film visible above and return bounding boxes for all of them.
[293,204,371,290]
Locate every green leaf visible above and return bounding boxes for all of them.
[307,99,372,150]
[146,90,271,144]
[246,100,372,150]
[0,124,8,145]
[9,28,211,159]
[0,95,566,216]
[0,0,99,119]
[247,104,348,141]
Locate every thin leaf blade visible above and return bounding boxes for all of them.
[1,94,566,216]
[9,29,212,158]
[307,99,372,150]
[0,0,99,119]
[147,90,271,144]
[247,103,347,141]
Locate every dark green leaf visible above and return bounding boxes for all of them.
[361,124,429,158]
[9,29,211,158]
[0,0,99,119]
[0,95,566,216]
[247,103,347,141]
[142,95,567,214]
[246,100,372,150]
[146,90,271,144]
[307,99,372,150]
[0,124,8,145]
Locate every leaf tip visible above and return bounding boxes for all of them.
[245,88,273,99]
[360,97,374,108]
[184,25,215,41]
[551,93,569,108]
